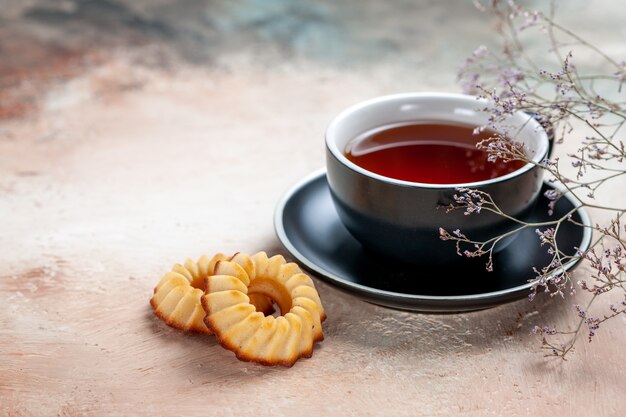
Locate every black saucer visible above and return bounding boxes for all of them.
[274,169,592,312]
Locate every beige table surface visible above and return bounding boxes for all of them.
[1,1,625,416]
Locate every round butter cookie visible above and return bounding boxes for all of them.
[201,252,326,366]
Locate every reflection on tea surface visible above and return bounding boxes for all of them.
[345,122,526,184]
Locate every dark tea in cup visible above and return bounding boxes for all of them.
[344,122,525,184]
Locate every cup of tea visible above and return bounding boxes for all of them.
[325,92,550,265]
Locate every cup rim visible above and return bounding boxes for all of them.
[325,92,550,189]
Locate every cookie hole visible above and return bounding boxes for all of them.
[248,278,292,317]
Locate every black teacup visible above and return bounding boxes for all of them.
[325,93,549,265]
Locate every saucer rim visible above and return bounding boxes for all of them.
[274,168,592,306]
